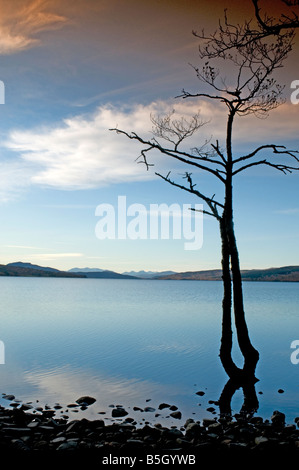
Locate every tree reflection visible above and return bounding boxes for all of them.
[218,378,259,420]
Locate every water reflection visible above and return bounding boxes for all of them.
[219,378,259,420]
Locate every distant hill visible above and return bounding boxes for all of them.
[122,270,177,278]
[75,270,139,280]
[155,266,299,282]
[1,262,298,282]
[68,267,104,273]
[0,263,84,278]
[7,262,60,273]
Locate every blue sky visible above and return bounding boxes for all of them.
[0,0,298,273]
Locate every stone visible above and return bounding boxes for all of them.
[144,407,155,412]
[271,410,285,425]
[255,436,269,445]
[76,396,96,406]
[57,440,78,451]
[51,436,67,444]
[158,403,171,410]
[208,422,222,433]
[111,407,128,418]
[184,418,195,428]
[203,418,217,427]
[196,391,205,396]
[170,411,182,420]
[3,394,15,400]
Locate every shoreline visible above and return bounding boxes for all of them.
[0,399,298,459]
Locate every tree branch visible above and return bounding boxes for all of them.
[110,127,227,183]
[233,159,299,175]
[233,144,299,164]
[155,171,223,220]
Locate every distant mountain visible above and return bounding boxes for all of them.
[2,262,298,282]
[68,267,105,273]
[0,263,84,278]
[155,269,223,280]
[122,270,177,279]
[155,266,299,282]
[7,262,59,273]
[75,270,139,280]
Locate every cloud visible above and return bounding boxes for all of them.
[2,99,299,202]
[4,102,178,191]
[0,0,68,55]
[0,160,33,202]
[275,208,299,215]
[28,252,84,260]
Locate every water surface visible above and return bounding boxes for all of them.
[0,278,298,425]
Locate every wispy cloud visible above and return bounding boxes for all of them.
[4,245,42,250]
[275,208,299,215]
[2,99,299,202]
[0,0,68,55]
[29,253,84,260]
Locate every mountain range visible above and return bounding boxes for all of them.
[0,262,299,282]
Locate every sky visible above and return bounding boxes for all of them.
[0,0,298,273]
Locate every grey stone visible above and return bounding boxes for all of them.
[57,440,78,451]
[76,396,96,406]
[111,407,128,417]
[255,436,269,445]
[170,411,182,420]
[51,436,67,444]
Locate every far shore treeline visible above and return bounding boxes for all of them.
[0,262,299,282]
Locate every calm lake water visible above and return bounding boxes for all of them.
[0,278,298,425]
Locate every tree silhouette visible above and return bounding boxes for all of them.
[111,7,299,383]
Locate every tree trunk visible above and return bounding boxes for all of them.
[221,107,259,382]
[219,217,244,380]
[228,225,259,378]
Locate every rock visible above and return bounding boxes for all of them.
[185,422,201,435]
[203,418,216,427]
[76,396,96,406]
[158,403,171,410]
[196,391,205,396]
[255,436,269,445]
[3,394,15,400]
[184,418,195,428]
[20,404,33,411]
[2,427,31,435]
[271,410,285,426]
[170,411,182,420]
[169,405,178,411]
[278,389,284,394]
[250,416,263,424]
[11,439,30,451]
[111,407,128,418]
[144,407,155,412]
[208,422,222,433]
[57,440,78,451]
[133,406,143,412]
[51,436,67,444]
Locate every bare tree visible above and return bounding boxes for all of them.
[194,0,299,56]
[253,0,299,34]
[111,12,299,383]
